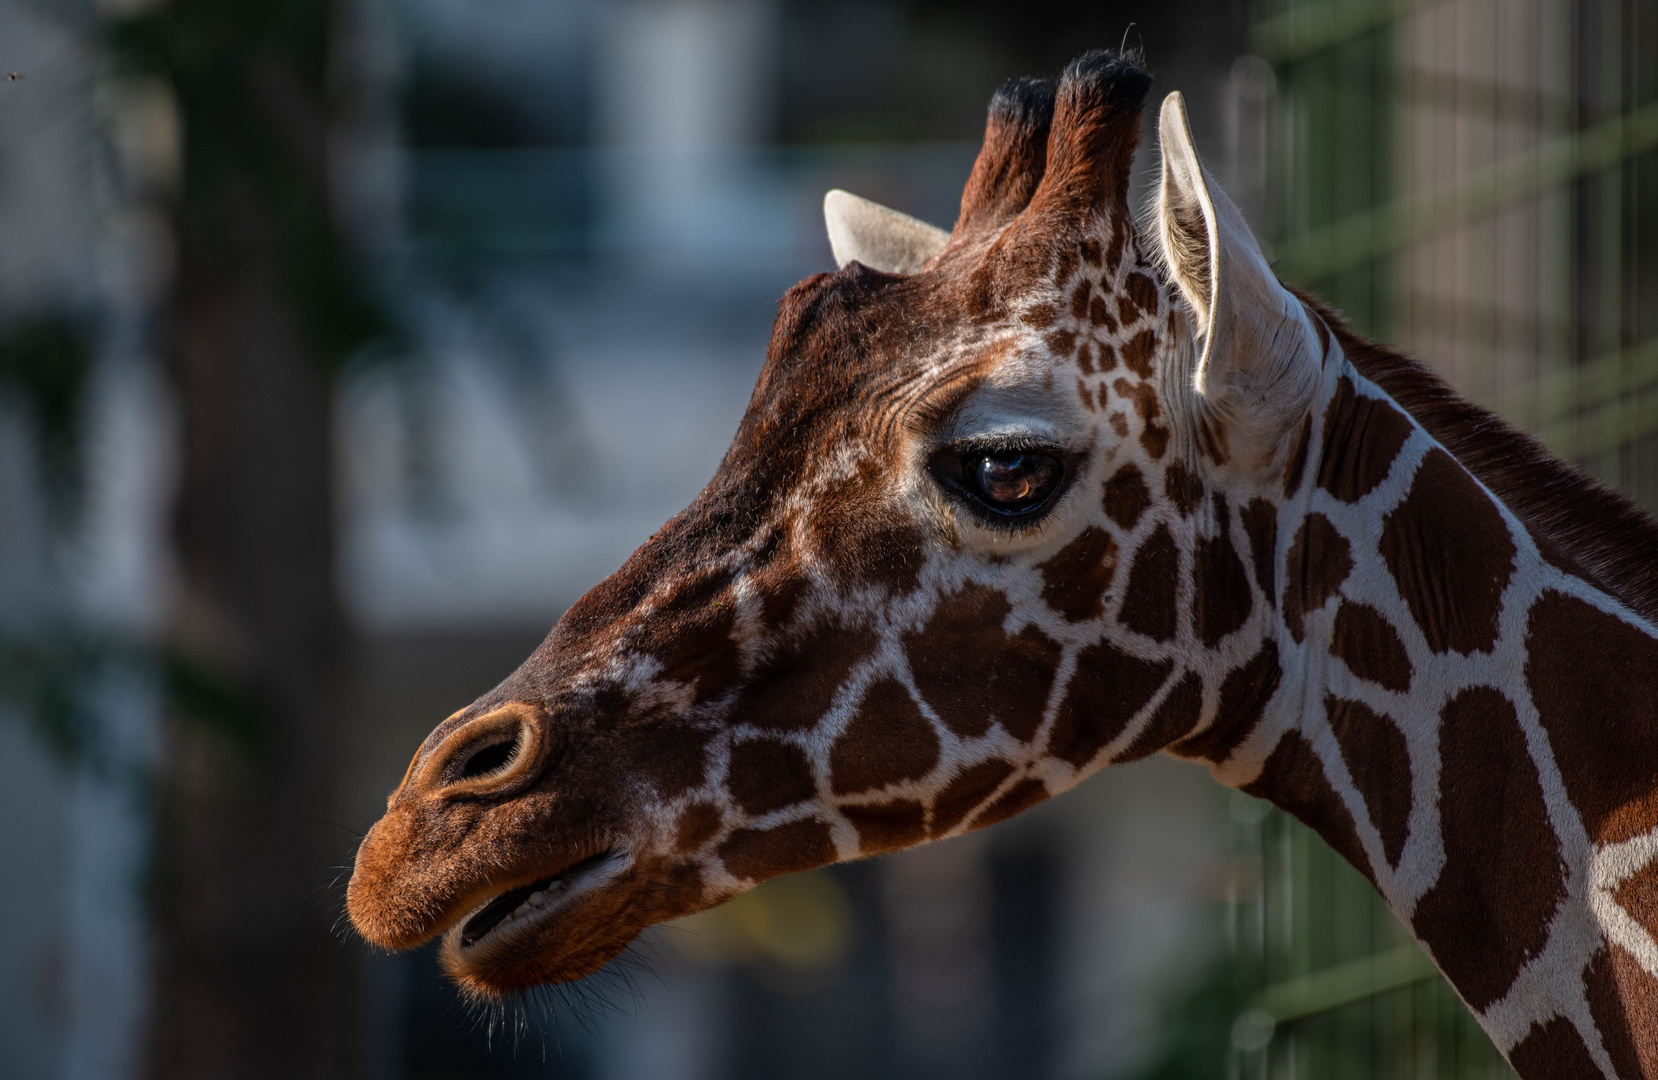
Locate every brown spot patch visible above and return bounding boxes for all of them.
[719,818,836,882]
[637,726,712,799]
[646,571,742,703]
[1331,602,1412,693]
[749,525,806,629]
[1076,377,1095,410]
[1324,696,1411,868]
[1610,949,1658,1079]
[1089,295,1114,331]
[1119,523,1179,642]
[739,621,877,732]
[1171,642,1280,764]
[1114,377,1160,420]
[1316,377,1415,503]
[1118,671,1203,762]
[1194,494,1253,647]
[727,739,817,817]
[1022,304,1056,329]
[1505,1017,1605,1080]
[1107,412,1129,439]
[1616,862,1658,942]
[1105,213,1129,272]
[1585,946,1654,1080]
[1140,421,1170,459]
[1240,498,1278,600]
[1046,643,1173,768]
[1070,279,1091,320]
[1102,463,1152,531]
[1526,589,1658,844]
[1283,513,1353,643]
[828,679,940,795]
[675,801,724,851]
[1122,271,1158,318]
[1045,329,1077,357]
[1121,329,1156,378]
[903,583,1061,742]
[1194,414,1231,466]
[930,759,1015,836]
[1077,342,1095,376]
[1380,448,1516,655]
[758,567,809,632]
[1163,459,1205,516]
[842,799,926,854]
[970,777,1048,829]
[1283,413,1313,497]
[1096,341,1118,371]
[1244,730,1376,887]
[1412,686,1563,1012]
[1038,526,1119,622]
[859,522,928,596]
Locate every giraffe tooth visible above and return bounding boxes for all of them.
[527,891,547,908]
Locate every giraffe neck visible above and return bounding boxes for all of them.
[1219,344,1658,1078]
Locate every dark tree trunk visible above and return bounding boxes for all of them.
[127,4,381,1076]
[149,180,361,1079]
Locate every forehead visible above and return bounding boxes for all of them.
[750,264,1161,478]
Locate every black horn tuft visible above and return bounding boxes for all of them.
[988,76,1058,130]
[956,77,1059,235]
[1059,49,1153,111]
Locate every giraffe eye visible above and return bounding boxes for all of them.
[928,438,1073,525]
[969,452,1063,512]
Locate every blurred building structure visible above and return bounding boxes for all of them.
[0,1,173,1078]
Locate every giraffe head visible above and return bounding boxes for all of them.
[346,51,1325,998]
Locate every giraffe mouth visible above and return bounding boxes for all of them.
[455,847,629,949]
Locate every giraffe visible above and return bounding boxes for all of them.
[345,52,1658,1078]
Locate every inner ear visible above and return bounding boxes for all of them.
[1153,91,1323,462]
[1156,95,1217,333]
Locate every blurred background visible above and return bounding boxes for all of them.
[0,0,1652,1077]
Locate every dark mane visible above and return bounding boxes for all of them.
[1297,292,1658,626]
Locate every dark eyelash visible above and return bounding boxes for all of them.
[948,433,1056,455]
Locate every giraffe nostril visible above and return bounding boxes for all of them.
[459,736,519,780]
[416,703,545,796]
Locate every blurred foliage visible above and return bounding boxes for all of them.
[0,632,263,768]
[0,312,95,528]
[0,0,401,769]
[0,633,109,765]
[104,0,392,370]
[1124,948,1247,1080]
[159,643,265,748]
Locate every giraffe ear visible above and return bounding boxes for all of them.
[823,189,950,274]
[1155,92,1322,459]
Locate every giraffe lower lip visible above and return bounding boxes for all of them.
[457,848,624,948]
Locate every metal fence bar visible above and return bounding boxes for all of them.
[1274,98,1658,282]
[1497,337,1658,429]
[1253,943,1441,1023]
[1536,382,1658,460]
[1255,0,1442,65]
